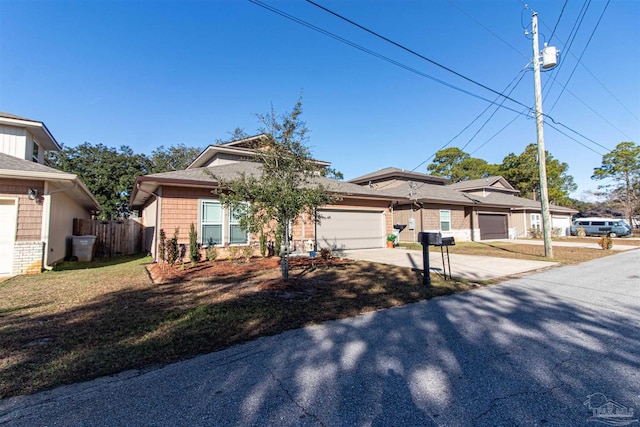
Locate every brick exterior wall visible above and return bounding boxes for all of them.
[13,241,44,274]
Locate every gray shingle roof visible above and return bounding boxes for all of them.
[349,167,449,185]
[0,152,73,177]
[140,162,403,199]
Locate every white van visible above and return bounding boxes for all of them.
[570,217,632,237]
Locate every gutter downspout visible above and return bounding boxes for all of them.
[42,182,79,270]
[136,183,160,262]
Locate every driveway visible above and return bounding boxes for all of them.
[2,250,638,426]
[341,247,558,281]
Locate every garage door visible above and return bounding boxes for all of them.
[316,209,385,249]
[552,216,571,236]
[479,214,508,240]
[0,199,17,275]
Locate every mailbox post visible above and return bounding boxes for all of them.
[417,232,442,286]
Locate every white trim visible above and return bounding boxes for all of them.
[0,197,19,276]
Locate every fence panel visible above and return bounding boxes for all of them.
[73,219,143,257]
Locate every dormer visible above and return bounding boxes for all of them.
[187,134,331,169]
[447,176,520,197]
[0,112,61,164]
[348,167,449,189]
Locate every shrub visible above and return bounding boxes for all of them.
[158,229,166,263]
[319,247,332,260]
[206,246,218,262]
[598,235,613,250]
[188,223,200,265]
[529,228,542,239]
[259,233,267,257]
[577,227,586,237]
[242,246,254,262]
[227,246,239,261]
[274,232,282,257]
[166,228,180,266]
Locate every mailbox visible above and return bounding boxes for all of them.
[440,236,456,246]
[418,231,442,246]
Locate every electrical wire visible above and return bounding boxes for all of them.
[542,0,591,104]
[447,0,528,59]
[548,0,568,44]
[249,0,533,117]
[305,0,533,112]
[548,0,611,113]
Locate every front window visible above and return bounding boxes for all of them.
[200,200,249,246]
[440,210,451,231]
[531,214,541,229]
[202,201,223,246]
[229,204,248,245]
[32,143,39,163]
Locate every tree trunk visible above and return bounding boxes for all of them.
[280,222,289,279]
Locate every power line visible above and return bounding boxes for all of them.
[548,0,568,44]
[305,0,533,112]
[545,122,605,156]
[251,0,613,169]
[249,0,532,117]
[548,0,611,113]
[542,0,591,104]
[538,6,640,122]
[447,0,528,59]
[409,67,529,175]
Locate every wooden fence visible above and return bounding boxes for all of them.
[73,218,143,257]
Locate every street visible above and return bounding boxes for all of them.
[1,249,639,426]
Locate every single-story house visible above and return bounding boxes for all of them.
[349,168,578,242]
[130,136,402,260]
[0,112,101,276]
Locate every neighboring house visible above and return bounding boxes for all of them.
[130,136,401,260]
[0,112,100,276]
[349,168,577,242]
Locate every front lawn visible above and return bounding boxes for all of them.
[0,254,469,398]
[0,241,624,398]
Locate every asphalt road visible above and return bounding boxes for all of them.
[2,250,639,426]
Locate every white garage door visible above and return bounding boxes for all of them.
[316,209,385,250]
[552,216,571,236]
[0,199,17,275]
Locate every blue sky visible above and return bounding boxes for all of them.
[1,0,638,200]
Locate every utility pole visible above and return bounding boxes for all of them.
[531,12,554,259]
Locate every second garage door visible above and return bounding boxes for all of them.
[316,209,385,250]
[478,213,508,240]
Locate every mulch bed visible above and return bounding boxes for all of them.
[146,256,352,289]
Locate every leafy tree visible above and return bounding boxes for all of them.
[149,144,202,173]
[592,141,640,225]
[46,142,150,219]
[213,100,338,279]
[427,147,497,182]
[498,143,576,205]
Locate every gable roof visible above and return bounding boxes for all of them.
[447,176,519,194]
[187,134,331,169]
[130,162,403,208]
[0,152,101,211]
[0,112,61,151]
[348,167,449,186]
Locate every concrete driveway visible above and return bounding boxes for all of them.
[2,250,638,426]
[341,247,558,281]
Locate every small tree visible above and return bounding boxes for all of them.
[592,141,640,226]
[166,228,180,267]
[188,223,200,265]
[158,229,166,263]
[214,100,339,279]
[259,232,267,257]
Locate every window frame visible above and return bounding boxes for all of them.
[530,213,541,230]
[439,209,451,232]
[200,200,224,247]
[228,202,249,245]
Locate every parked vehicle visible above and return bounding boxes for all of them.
[570,218,632,237]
